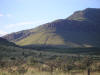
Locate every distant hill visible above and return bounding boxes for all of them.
[3,8,100,48]
[0,37,16,46]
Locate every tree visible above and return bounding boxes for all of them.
[82,57,93,75]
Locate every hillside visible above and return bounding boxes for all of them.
[0,37,16,46]
[3,8,100,48]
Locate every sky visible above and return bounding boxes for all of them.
[0,0,100,36]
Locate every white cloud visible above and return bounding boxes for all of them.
[0,30,8,36]
[0,13,12,17]
[0,14,4,17]
[5,20,48,29]
[5,22,34,29]
[3,20,50,34]
[6,14,12,17]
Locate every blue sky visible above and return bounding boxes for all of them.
[0,0,100,36]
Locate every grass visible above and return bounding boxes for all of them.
[16,31,66,46]
[0,69,100,75]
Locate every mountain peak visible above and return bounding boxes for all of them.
[67,8,100,22]
[84,8,100,11]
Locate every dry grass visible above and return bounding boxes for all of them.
[0,68,100,75]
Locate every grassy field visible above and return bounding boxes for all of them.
[0,69,100,75]
[0,45,100,75]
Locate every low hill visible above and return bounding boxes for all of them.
[0,37,16,46]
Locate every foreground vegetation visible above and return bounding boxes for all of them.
[0,45,100,75]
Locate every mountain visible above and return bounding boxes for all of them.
[3,8,100,48]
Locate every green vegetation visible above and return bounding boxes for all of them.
[0,44,100,75]
[16,31,66,46]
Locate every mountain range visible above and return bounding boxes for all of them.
[3,8,100,48]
